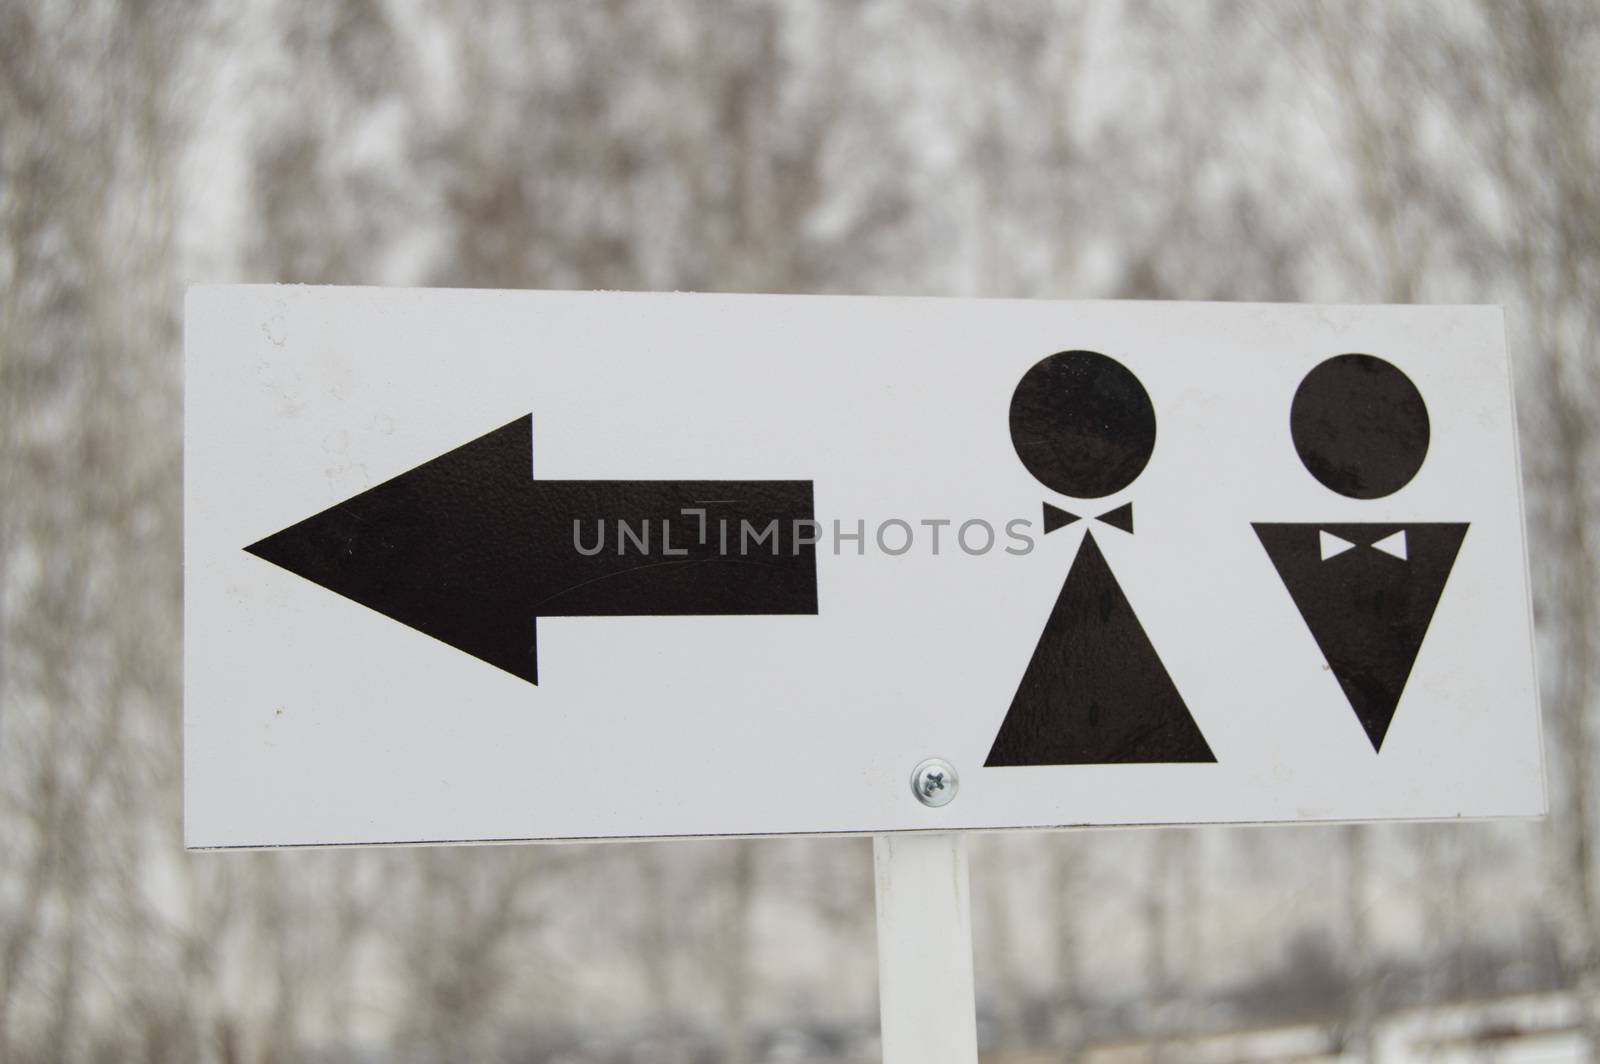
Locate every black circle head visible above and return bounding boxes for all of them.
[1009,350,1156,499]
[1290,353,1429,499]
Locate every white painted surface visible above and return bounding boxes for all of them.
[873,834,978,1064]
[185,286,1544,847]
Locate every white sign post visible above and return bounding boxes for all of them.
[874,833,980,1062]
[185,286,1543,1060]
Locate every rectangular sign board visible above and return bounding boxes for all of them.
[185,286,1544,848]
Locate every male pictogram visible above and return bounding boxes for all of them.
[1253,354,1468,751]
[986,351,1215,766]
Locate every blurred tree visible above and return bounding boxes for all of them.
[2,2,1599,1062]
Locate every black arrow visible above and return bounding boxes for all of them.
[245,415,818,684]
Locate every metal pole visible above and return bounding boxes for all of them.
[873,833,980,1064]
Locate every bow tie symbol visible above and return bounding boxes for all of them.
[1320,528,1407,561]
[1043,501,1133,535]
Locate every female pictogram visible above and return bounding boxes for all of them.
[986,351,1215,766]
[1253,354,1468,751]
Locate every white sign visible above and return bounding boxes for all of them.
[184,286,1544,848]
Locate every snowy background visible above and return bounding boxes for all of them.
[2,2,1598,1062]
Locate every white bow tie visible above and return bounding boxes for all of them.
[1320,528,1407,561]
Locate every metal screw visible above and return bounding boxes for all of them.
[911,757,959,808]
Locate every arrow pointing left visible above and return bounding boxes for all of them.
[245,414,819,684]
